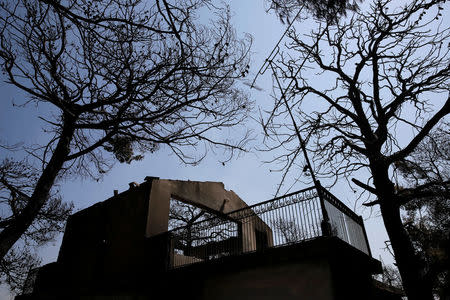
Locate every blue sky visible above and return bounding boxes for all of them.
[1,0,433,297]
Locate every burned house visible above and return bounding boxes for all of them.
[17,177,401,300]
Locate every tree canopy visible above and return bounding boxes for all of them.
[267,0,360,24]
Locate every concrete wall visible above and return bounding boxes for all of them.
[146,179,275,257]
[57,178,253,272]
[25,256,335,300]
[30,178,278,294]
[146,179,250,237]
[56,181,152,285]
[237,215,274,252]
[55,178,275,282]
[200,258,334,300]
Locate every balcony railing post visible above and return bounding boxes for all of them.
[237,222,243,255]
[315,181,332,236]
[167,232,175,270]
[359,215,372,257]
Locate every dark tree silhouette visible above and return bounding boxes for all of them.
[266,0,360,23]
[271,217,304,243]
[375,264,403,290]
[398,126,449,299]
[261,0,449,299]
[169,199,213,231]
[0,159,72,292]
[169,198,214,255]
[169,198,238,260]
[0,0,251,286]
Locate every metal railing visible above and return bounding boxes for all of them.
[168,185,370,269]
[319,186,370,255]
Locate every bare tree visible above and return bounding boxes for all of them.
[169,198,213,254]
[374,264,404,290]
[0,159,72,292]
[395,124,449,194]
[261,0,449,299]
[169,198,218,229]
[0,0,251,283]
[271,217,304,243]
[169,198,238,259]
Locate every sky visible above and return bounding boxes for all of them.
[0,0,430,297]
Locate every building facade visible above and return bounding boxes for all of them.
[17,177,402,300]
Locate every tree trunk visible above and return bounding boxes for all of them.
[0,113,76,260]
[380,200,433,300]
[372,163,434,300]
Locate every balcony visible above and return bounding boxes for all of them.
[167,185,371,269]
